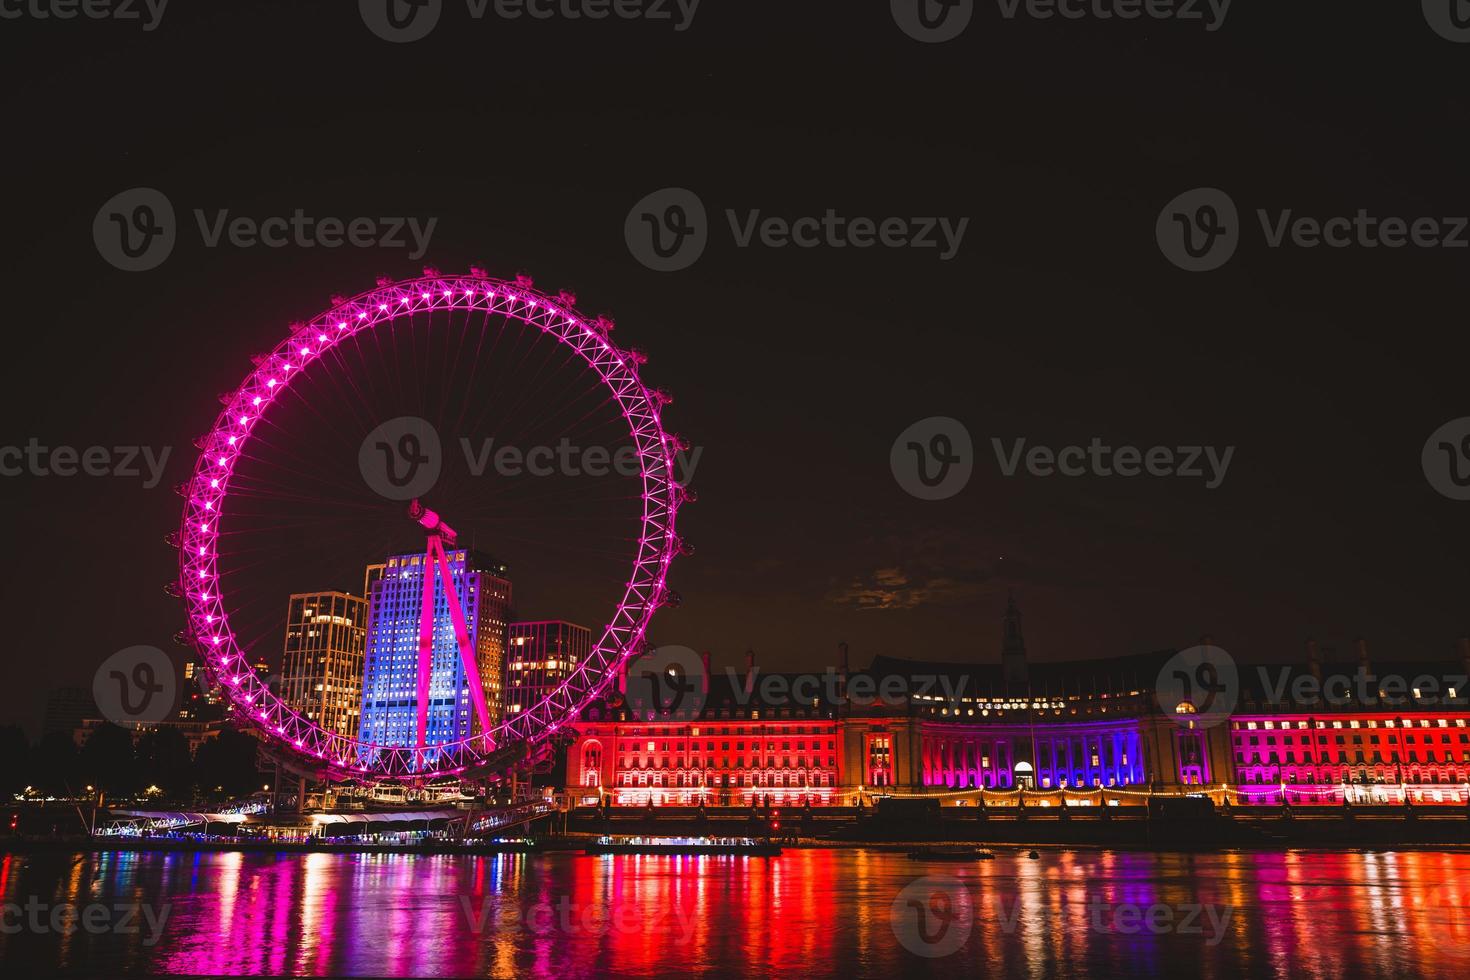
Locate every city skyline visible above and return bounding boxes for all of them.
[5,6,1470,979]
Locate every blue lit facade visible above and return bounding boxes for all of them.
[357,549,511,763]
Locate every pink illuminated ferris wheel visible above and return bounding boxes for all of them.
[175,270,688,782]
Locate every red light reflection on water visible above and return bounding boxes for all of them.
[1,848,1467,978]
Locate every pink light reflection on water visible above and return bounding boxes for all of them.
[1,849,1469,978]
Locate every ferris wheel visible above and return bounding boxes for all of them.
[174,269,688,782]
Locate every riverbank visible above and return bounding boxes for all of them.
[571,806,1470,849]
[5,815,1470,855]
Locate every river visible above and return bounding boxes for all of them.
[1,847,1466,977]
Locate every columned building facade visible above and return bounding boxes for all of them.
[568,654,844,806]
[563,605,1470,806]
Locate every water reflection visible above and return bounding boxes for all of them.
[1,848,1466,978]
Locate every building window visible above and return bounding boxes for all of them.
[868,734,893,787]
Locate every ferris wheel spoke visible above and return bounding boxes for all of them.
[177,272,684,782]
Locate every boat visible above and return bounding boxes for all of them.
[582,835,781,856]
[906,845,996,861]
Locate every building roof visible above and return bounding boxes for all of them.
[864,651,1178,699]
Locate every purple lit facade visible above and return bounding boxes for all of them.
[918,720,1147,790]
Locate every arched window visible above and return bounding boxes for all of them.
[581,741,603,787]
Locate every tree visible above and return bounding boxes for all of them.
[79,724,139,797]
[136,727,195,803]
[29,731,81,796]
[0,726,29,798]
[193,727,262,801]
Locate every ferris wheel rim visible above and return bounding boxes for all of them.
[176,271,682,782]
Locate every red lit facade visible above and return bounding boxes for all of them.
[568,665,843,806]
[564,613,1470,806]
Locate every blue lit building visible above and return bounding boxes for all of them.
[357,549,511,763]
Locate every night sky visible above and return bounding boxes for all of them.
[2,2,1468,735]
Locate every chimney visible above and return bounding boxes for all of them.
[1306,637,1322,684]
[744,648,756,696]
[1459,637,1470,679]
[700,650,711,696]
[836,641,849,703]
[1355,637,1370,678]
